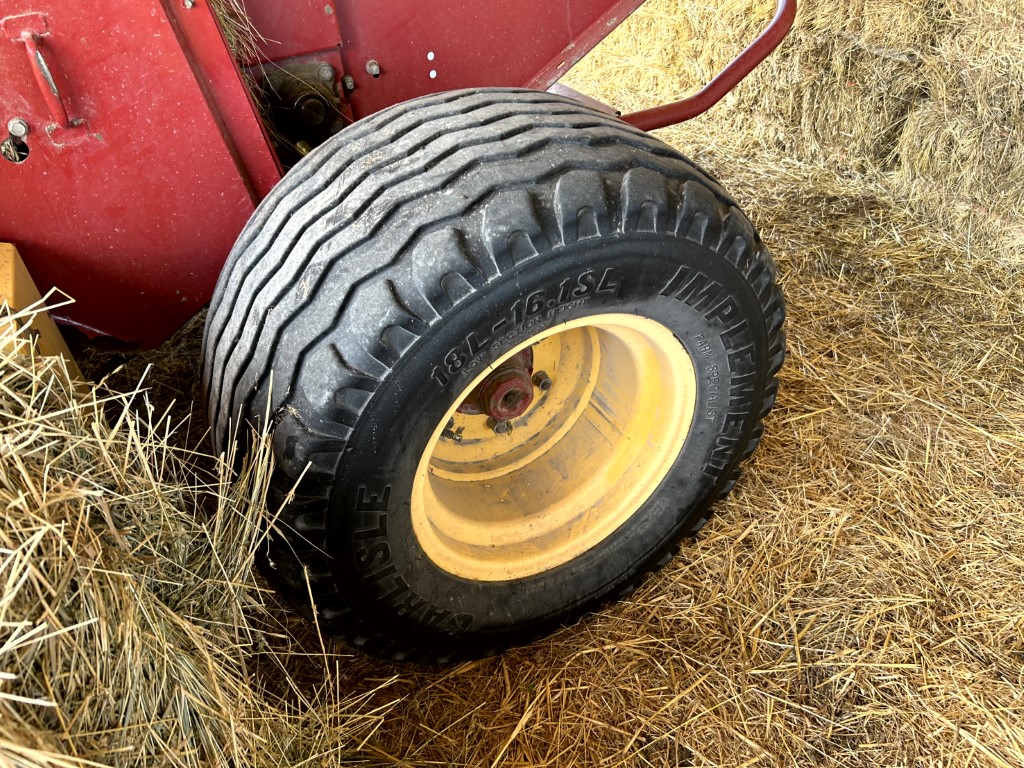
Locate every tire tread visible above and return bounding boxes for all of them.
[203,88,785,662]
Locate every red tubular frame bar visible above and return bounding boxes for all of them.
[622,0,797,131]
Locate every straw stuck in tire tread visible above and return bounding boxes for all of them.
[202,88,785,662]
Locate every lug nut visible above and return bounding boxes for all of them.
[532,371,553,391]
[487,418,510,434]
[365,59,381,78]
[441,417,463,443]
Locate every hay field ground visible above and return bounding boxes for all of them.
[3,1,1024,766]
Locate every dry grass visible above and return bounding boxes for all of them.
[0,308,394,767]
[209,0,265,67]
[4,0,1024,765]
[325,164,1024,767]
[563,0,1024,256]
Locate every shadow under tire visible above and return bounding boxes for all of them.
[202,88,786,662]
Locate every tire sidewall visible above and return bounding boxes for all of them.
[328,235,769,653]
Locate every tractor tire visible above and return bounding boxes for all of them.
[202,88,785,663]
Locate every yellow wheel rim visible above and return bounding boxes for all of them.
[411,313,697,581]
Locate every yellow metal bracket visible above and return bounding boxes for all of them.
[0,242,82,380]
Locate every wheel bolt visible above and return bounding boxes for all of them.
[441,417,462,443]
[532,371,553,391]
[487,418,510,434]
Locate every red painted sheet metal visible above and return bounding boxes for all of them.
[331,0,645,120]
[522,0,647,92]
[239,0,344,65]
[166,1,282,199]
[0,0,280,346]
[0,0,794,347]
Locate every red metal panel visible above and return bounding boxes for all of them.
[331,0,645,119]
[166,1,282,199]
[240,0,344,64]
[0,0,281,346]
[0,0,794,347]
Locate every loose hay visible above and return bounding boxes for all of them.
[324,163,1024,767]
[0,311,393,767]
[209,0,265,67]
[4,0,1024,765]
[563,0,1024,255]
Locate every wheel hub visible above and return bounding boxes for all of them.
[455,349,535,421]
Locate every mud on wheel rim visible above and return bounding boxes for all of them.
[413,313,698,581]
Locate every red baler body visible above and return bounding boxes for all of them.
[0,0,794,346]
